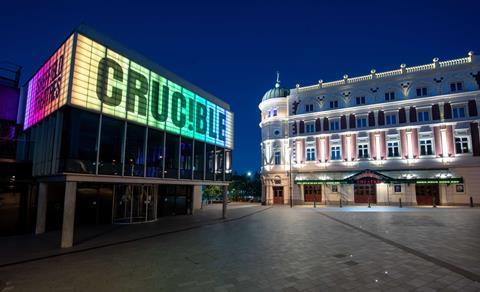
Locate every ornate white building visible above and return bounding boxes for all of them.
[259,52,480,206]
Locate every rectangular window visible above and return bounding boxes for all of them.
[387,141,400,157]
[305,104,314,112]
[272,108,278,116]
[306,147,316,161]
[274,151,281,165]
[98,116,125,175]
[394,185,402,192]
[357,144,369,159]
[419,139,434,156]
[331,185,338,192]
[385,91,395,101]
[385,114,397,125]
[356,96,366,105]
[193,140,205,180]
[331,146,341,160]
[266,110,271,118]
[356,117,367,128]
[124,123,146,177]
[329,100,339,109]
[455,137,469,154]
[452,107,466,119]
[306,123,315,133]
[417,110,430,122]
[330,120,340,131]
[146,128,165,178]
[450,82,463,92]
[416,87,428,97]
[180,137,194,179]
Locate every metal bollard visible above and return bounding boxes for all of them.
[470,197,474,208]
[399,198,402,208]
[339,199,342,208]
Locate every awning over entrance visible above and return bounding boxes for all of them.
[295,169,463,185]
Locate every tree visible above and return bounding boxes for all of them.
[204,185,222,203]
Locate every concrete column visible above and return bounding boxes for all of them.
[35,183,48,235]
[222,185,228,219]
[61,181,77,248]
[192,185,202,212]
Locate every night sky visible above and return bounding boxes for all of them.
[1,0,479,173]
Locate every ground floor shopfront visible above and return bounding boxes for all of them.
[32,175,228,248]
[262,168,479,207]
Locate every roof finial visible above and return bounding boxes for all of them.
[275,71,280,88]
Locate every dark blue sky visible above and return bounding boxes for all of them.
[1,0,479,173]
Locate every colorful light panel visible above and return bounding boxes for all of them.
[70,34,233,149]
[24,35,74,129]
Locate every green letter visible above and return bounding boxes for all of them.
[151,82,169,122]
[96,57,123,106]
[218,112,226,142]
[171,91,186,128]
[196,102,206,134]
[208,108,217,139]
[126,69,148,116]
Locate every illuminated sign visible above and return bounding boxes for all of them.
[24,35,74,129]
[24,33,233,149]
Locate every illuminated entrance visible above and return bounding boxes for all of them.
[415,184,440,205]
[350,170,385,204]
[354,184,377,204]
[113,185,157,223]
[273,186,284,204]
[304,185,322,202]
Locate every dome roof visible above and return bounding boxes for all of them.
[262,73,290,101]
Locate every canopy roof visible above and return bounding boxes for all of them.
[295,169,463,185]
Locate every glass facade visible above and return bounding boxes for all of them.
[25,31,233,181]
[194,140,205,180]
[146,128,164,178]
[180,137,193,179]
[98,116,124,175]
[164,133,179,179]
[124,123,146,177]
[57,108,228,181]
[206,143,215,180]
[60,108,99,174]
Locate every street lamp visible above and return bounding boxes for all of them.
[247,171,252,177]
[288,145,293,208]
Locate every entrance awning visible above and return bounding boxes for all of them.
[295,169,463,185]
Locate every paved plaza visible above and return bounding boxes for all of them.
[1,205,480,291]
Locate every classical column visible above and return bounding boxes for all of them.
[35,183,48,235]
[61,181,77,248]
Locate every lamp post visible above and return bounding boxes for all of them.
[289,145,293,208]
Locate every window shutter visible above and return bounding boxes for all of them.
[349,114,356,129]
[340,115,347,130]
[409,107,417,122]
[368,112,375,127]
[432,104,440,120]
[299,120,305,134]
[323,117,329,132]
[399,108,406,123]
[468,100,478,117]
[444,102,452,119]
[378,111,385,126]
[315,118,321,132]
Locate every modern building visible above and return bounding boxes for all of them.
[0,62,35,235]
[4,25,234,247]
[259,53,480,206]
